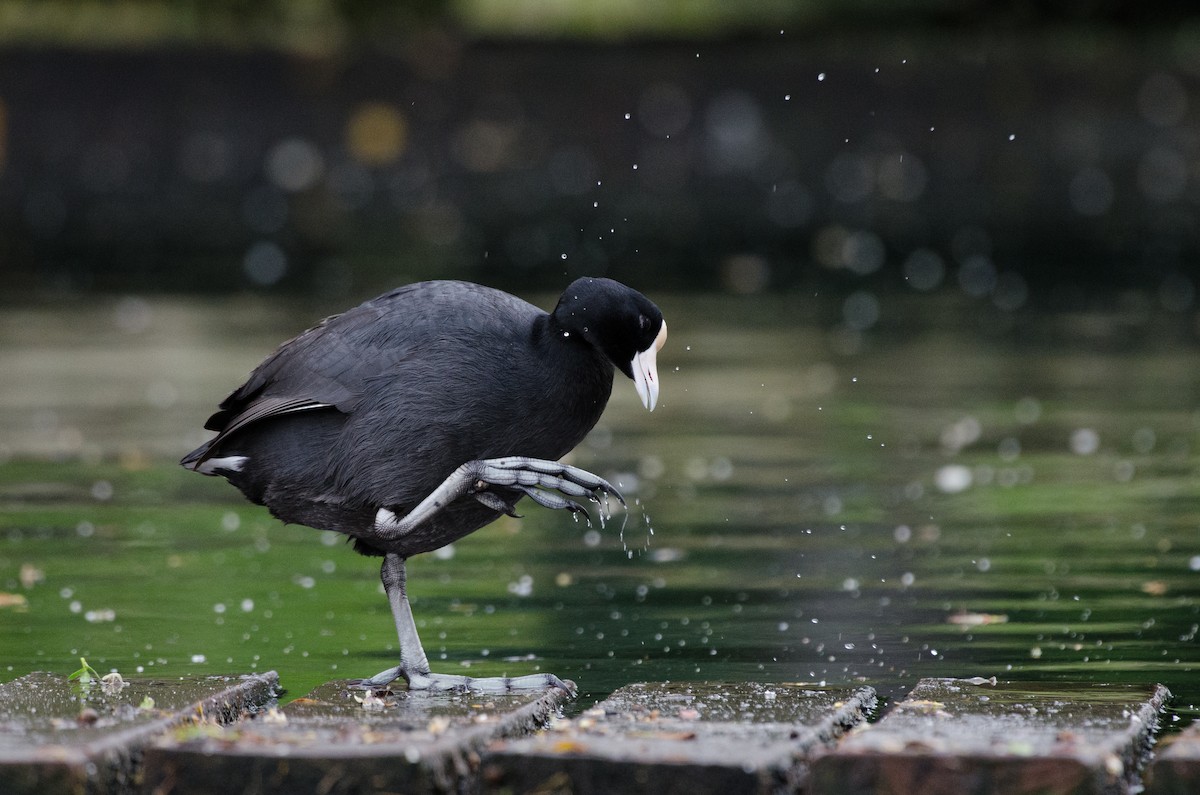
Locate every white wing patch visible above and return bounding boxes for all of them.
[196,455,249,476]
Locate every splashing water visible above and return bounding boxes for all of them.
[616,498,656,555]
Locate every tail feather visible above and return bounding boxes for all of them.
[182,440,249,476]
[182,439,248,476]
[180,441,212,471]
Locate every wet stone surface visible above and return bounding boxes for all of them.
[0,670,280,795]
[141,679,573,795]
[1,673,1178,794]
[481,681,877,794]
[1144,720,1200,795]
[810,677,1170,795]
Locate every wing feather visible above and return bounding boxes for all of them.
[186,280,540,473]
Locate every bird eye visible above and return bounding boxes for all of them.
[638,314,650,331]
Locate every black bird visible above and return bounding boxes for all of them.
[182,277,666,693]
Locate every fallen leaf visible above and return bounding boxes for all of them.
[553,740,589,753]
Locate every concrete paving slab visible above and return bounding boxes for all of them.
[481,681,877,794]
[1144,719,1200,795]
[810,677,1170,795]
[142,679,573,795]
[0,670,280,795]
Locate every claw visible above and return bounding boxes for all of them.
[349,665,403,690]
[473,490,521,516]
[520,485,592,521]
[592,477,626,509]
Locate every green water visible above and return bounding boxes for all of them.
[2,291,1198,723]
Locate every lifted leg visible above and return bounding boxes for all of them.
[372,456,626,540]
[353,553,576,695]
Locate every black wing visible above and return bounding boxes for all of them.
[184,284,434,468]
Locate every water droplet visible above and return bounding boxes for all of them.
[1070,428,1100,455]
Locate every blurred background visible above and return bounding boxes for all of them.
[1,0,1198,302]
[3,1,1200,723]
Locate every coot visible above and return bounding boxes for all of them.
[182,277,666,693]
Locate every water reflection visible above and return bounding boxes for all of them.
[1,291,1198,724]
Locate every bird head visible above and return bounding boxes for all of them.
[553,277,667,411]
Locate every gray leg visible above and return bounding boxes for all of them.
[355,553,576,695]
[372,456,625,541]
[355,457,615,693]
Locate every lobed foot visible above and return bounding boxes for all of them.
[375,457,626,540]
[471,456,625,522]
[351,665,575,696]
